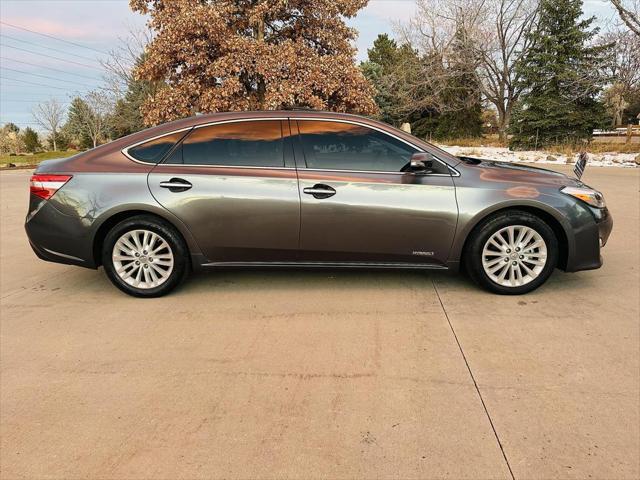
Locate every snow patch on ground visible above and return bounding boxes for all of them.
[437,145,640,168]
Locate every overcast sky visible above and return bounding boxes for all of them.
[0,0,618,130]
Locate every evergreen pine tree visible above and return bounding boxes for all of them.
[64,98,94,149]
[22,127,40,153]
[509,0,611,149]
[109,53,161,139]
[360,34,413,126]
[433,23,483,139]
[360,34,440,134]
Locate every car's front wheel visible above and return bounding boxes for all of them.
[102,215,190,297]
[465,210,558,294]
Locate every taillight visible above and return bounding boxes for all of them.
[29,174,72,200]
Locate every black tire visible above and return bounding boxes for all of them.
[102,214,190,297]
[464,210,558,295]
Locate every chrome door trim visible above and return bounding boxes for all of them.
[159,181,193,189]
[290,117,461,177]
[201,261,448,269]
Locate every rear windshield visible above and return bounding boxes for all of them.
[126,130,189,164]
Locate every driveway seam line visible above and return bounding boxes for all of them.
[432,279,516,480]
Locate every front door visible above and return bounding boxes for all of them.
[293,119,458,266]
[148,119,300,263]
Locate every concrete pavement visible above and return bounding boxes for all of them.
[1,166,638,479]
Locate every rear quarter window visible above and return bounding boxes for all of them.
[126,130,189,164]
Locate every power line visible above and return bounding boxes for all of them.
[0,57,102,81]
[0,75,85,92]
[0,95,69,103]
[1,120,41,124]
[0,44,106,71]
[0,90,72,96]
[1,66,97,88]
[0,33,104,64]
[0,21,108,56]
[1,99,70,103]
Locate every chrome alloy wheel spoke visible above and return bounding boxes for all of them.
[112,229,174,289]
[481,225,547,288]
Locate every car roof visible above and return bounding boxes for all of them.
[153,109,372,130]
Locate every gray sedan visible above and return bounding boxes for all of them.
[25,111,613,297]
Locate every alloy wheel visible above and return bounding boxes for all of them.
[112,229,174,289]
[481,225,548,288]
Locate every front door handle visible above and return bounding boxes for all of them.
[159,178,192,192]
[303,184,336,199]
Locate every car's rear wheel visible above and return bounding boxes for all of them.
[465,211,558,294]
[102,215,189,297]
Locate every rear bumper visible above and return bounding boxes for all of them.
[25,197,96,269]
[565,207,613,272]
[27,238,87,266]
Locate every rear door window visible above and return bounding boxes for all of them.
[166,120,284,167]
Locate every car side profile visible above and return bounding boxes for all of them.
[25,111,613,297]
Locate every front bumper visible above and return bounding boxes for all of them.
[565,206,613,272]
[594,206,613,247]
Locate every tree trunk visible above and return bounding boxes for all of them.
[497,106,508,143]
[256,18,264,42]
[52,129,57,151]
[255,17,265,107]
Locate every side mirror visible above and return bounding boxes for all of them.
[409,152,435,173]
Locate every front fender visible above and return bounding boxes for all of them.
[448,187,592,271]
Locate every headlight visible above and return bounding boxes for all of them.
[561,186,606,208]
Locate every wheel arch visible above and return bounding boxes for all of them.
[91,207,202,268]
[456,203,571,271]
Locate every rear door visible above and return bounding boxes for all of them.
[147,119,300,263]
[292,119,458,266]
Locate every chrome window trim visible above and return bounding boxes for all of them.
[121,127,193,164]
[121,116,461,177]
[291,117,461,177]
[193,117,289,129]
[121,118,288,166]
[154,164,296,171]
[300,167,455,177]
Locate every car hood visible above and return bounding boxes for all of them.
[457,157,584,188]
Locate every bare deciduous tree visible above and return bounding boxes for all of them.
[400,0,539,140]
[81,91,112,148]
[601,28,640,125]
[395,0,481,115]
[471,0,539,140]
[100,25,154,100]
[611,0,640,36]
[32,99,65,151]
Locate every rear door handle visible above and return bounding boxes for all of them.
[303,184,336,199]
[159,178,192,192]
